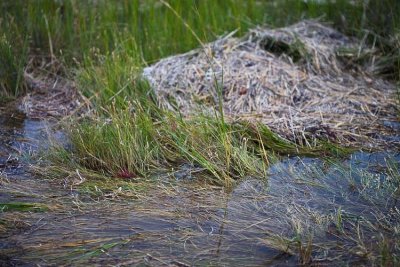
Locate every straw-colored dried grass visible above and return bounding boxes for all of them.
[143,20,398,149]
[19,68,87,119]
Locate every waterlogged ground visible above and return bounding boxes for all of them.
[0,108,399,266]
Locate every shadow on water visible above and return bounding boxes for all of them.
[0,107,399,266]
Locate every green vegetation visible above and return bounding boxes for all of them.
[50,103,355,186]
[0,202,49,212]
[0,1,398,179]
[1,0,399,96]
[0,35,27,99]
[71,240,129,260]
[1,2,399,265]
[1,0,395,184]
[52,107,268,186]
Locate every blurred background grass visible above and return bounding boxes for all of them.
[0,0,399,100]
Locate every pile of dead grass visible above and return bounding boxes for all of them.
[18,59,89,119]
[143,20,399,149]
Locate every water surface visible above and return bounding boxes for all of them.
[0,108,398,266]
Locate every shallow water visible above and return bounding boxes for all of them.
[0,108,399,266]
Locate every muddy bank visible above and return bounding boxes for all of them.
[143,20,399,149]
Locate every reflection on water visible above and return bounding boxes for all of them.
[0,110,46,176]
[0,109,399,266]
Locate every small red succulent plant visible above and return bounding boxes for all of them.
[115,169,136,179]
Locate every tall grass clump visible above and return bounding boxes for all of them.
[70,106,161,177]
[60,107,268,186]
[56,103,349,186]
[157,114,268,185]
[0,35,27,99]
[77,47,144,108]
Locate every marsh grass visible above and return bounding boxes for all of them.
[0,202,49,212]
[1,8,399,264]
[1,0,399,97]
[25,153,400,266]
[3,1,396,199]
[70,108,161,177]
[48,102,354,187]
[0,35,27,98]
[51,107,269,186]
[50,33,352,186]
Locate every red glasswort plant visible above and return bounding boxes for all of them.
[115,169,136,179]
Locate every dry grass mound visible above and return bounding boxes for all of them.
[19,62,87,119]
[143,20,399,149]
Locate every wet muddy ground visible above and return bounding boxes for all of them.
[0,108,399,266]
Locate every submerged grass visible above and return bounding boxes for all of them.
[247,153,400,265]
[13,153,400,266]
[0,202,49,212]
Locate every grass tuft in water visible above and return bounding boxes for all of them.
[0,202,49,212]
[53,106,269,186]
